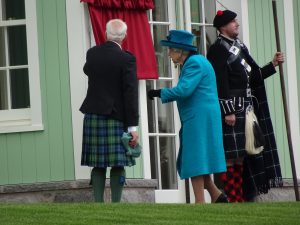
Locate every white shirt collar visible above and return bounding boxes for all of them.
[220,34,236,42]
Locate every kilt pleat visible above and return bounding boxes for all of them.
[222,98,252,159]
[81,114,135,167]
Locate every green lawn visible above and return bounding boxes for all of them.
[0,202,299,225]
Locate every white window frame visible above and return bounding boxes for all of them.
[145,0,187,203]
[0,0,43,133]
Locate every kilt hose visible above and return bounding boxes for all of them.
[222,97,282,200]
[81,114,135,168]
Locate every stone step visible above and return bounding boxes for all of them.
[254,179,300,202]
[0,179,158,203]
[0,179,299,203]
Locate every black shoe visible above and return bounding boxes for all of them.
[215,193,228,203]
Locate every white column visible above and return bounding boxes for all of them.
[139,81,151,179]
[66,0,90,179]
[241,0,250,47]
[283,0,300,178]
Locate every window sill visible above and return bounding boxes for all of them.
[0,123,44,134]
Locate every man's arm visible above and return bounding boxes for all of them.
[260,52,284,79]
[122,54,139,127]
[83,49,91,76]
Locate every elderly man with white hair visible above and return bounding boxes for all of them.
[80,19,139,203]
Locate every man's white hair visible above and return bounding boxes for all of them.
[106,19,127,43]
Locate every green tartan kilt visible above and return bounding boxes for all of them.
[81,114,135,167]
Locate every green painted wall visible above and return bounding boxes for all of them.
[248,0,291,178]
[0,0,75,185]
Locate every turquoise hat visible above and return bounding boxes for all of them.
[160,30,197,51]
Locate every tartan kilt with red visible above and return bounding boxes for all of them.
[81,114,135,168]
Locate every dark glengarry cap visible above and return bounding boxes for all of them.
[213,10,237,28]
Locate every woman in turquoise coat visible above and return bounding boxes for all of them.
[148,30,227,203]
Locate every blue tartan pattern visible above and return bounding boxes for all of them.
[81,114,135,167]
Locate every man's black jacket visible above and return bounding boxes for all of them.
[80,41,139,127]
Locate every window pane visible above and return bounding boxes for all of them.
[8,25,28,66]
[149,137,159,180]
[1,0,25,20]
[190,0,202,23]
[204,0,216,24]
[0,28,6,67]
[205,26,217,51]
[192,25,205,54]
[146,81,157,133]
[153,25,171,78]
[146,80,174,133]
[190,0,216,24]
[157,81,175,133]
[152,0,168,21]
[158,100,175,133]
[149,136,178,189]
[0,70,8,110]
[10,68,30,109]
[192,26,217,55]
[159,137,177,189]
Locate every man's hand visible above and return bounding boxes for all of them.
[147,89,161,100]
[272,52,284,67]
[129,131,138,147]
[225,114,236,126]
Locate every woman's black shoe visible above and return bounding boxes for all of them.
[215,193,228,203]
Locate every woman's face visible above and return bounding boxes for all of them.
[168,48,183,65]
